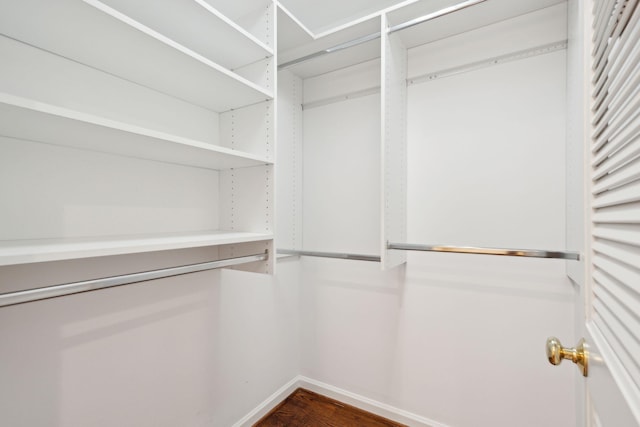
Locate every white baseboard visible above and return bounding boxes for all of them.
[298,376,448,427]
[231,376,300,427]
[234,375,450,427]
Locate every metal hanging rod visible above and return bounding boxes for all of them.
[387,0,486,33]
[278,0,487,70]
[277,249,381,262]
[0,252,268,308]
[387,243,580,260]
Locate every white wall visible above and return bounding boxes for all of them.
[296,4,576,426]
[0,252,300,426]
[303,94,381,254]
[0,138,220,240]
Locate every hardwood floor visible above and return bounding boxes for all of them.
[253,388,408,427]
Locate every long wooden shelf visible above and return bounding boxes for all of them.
[0,231,273,266]
[0,93,272,170]
[0,0,273,112]
[203,0,272,29]
[278,13,381,79]
[96,0,273,70]
[385,0,564,49]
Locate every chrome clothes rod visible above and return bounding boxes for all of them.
[0,252,268,308]
[278,0,487,70]
[387,243,580,260]
[387,0,486,33]
[278,249,381,262]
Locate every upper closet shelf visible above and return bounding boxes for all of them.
[205,0,270,21]
[0,93,272,170]
[278,13,381,78]
[203,0,273,40]
[0,231,273,267]
[385,0,565,48]
[0,0,273,113]
[94,0,273,70]
[283,37,381,79]
[277,4,314,53]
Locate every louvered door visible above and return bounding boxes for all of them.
[584,0,640,424]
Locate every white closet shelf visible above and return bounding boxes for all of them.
[203,0,272,25]
[0,94,273,170]
[278,16,381,78]
[95,0,273,71]
[285,37,381,79]
[385,0,564,49]
[277,4,314,53]
[0,0,273,113]
[0,231,273,267]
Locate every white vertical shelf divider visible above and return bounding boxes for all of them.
[275,69,304,252]
[381,14,408,269]
[219,0,276,274]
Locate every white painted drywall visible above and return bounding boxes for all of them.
[0,137,220,240]
[302,93,382,255]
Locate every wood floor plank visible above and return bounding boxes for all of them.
[254,388,408,427]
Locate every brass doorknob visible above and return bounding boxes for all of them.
[546,337,588,377]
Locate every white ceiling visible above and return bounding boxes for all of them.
[278,0,407,34]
